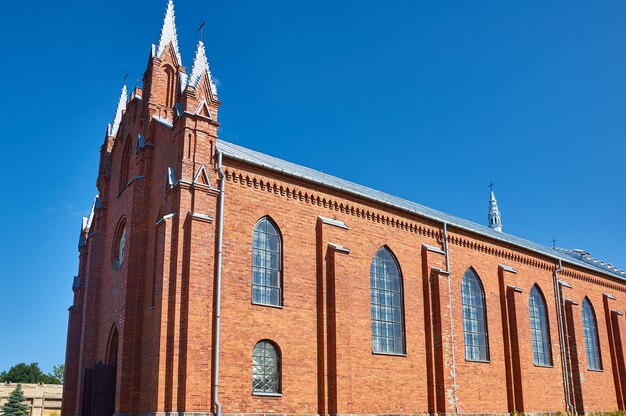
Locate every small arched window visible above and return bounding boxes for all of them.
[113,218,127,268]
[582,298,602,370]
[529,285,552,366]
[119,138,132,192]
[370,246,405,355]
[252,217,282,306]
[164,65,176,107]
[252,341,280,394]
[461,268,489,361]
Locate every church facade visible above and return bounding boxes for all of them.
[62,2,626,416]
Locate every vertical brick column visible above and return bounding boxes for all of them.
[562,294,584,413]
[315,217,349,416]
[180,206,217,411]
[603,293,626,410]
[421,243,455,415]
[76,206,107,415]
[153,213,175,412]
[497,265,523,413]
[326,242,352,415]
[611,310,626,408]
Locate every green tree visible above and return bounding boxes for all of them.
[51,364,64,384]
[0,363,61,385]
[0,384,29,416]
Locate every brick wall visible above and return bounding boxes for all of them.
[62,3,626,415]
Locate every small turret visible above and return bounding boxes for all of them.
[488,190,503,232]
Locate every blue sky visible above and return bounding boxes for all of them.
[0,1,624,374]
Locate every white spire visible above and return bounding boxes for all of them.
[107,85,128,137]
[154,0,182,65]
[186,41,218,97]
[488,191,503,232]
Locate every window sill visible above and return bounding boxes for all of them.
[252,302,284,309]
[588,368,604,373]
[252,392,282,398]
[465,359,490,364]
[372,351,407,357]
[534,364,554,368]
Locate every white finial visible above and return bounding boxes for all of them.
[186,41,218,97]
[488,190,503,232]
[154,0,182,65]
[107,85,128,137]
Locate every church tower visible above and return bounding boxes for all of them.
[488,190,503,232]
[63,2,222,416]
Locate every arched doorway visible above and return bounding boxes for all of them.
[92,326,119,416]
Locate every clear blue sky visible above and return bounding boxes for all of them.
[0,1,624,374]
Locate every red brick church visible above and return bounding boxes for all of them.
[63,2,626,415]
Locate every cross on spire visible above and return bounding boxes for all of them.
[488,182,495,192]
[198,19,206,42]
[551,238,558,249]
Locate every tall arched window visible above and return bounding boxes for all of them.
[461,268,489,361]
[252,341,280,394]
[370,246,405,355]
[582,298,602,370]
[252,217,282,306]
[112,218,127,268]
[529,285,552,366]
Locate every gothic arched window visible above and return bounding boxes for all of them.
[119,137,132,193]
[529,285,552,366]
[582,298,602,370]
[252,340,280,394]
[113,218,127,268]
[252,217,282,306]
[164,65,176,108]
[370,246,405,355]
[461,268,489,361]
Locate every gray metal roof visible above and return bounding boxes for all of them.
[217,139,626,283]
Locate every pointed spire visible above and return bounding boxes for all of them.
[154,0,182,65]
[186,41,218,97]
[488,191,503,232]
[107,85,128,137]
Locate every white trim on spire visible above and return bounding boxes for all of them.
[488,191,503,232]
[186,41,218,97]
[154,0,182,65]
[107,85,128,137]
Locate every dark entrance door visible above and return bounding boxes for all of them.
[92,363,117,416]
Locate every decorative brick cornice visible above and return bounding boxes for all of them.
[560,267,626,294]
[225,167,626,290]
[224,167,440,239]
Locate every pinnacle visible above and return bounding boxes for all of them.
[107,85,128,137]
[186,41,218,96]
[154,0,182,65]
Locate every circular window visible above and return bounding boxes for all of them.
[113,219,127,268]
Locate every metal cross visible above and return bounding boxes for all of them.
[551,238,557,249]
[488,182,495,192]
[198,19,206,42]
